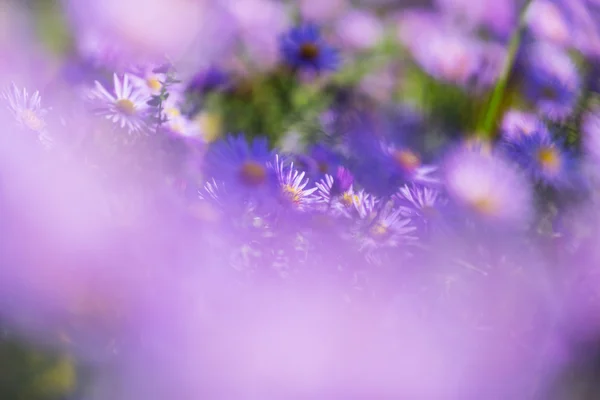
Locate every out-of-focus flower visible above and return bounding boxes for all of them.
[225,0,291,70]
[435,0,520,39]
[273,154,318,210]
[443,149,533,226]
[521,42,580,121]
[280,23,340,73]
[501,110,548,141]
[502,130,574,187]
[63,0,232,68]
[203,135,276,202]
[335,9,384,51]
[299,0,347,22]
[348,124,438,196]
[186,66,230,96]
[582,107,600,165]
[398,14,489,87]
[526,0,571,47]
[159,87,203,140]
[395,183,447,233]
[1,83,49,136]
[129,65,167,96]
[352,199,417,251]
[88,73,151,133]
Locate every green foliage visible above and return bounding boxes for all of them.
[205,68,333,147]
[0,336,76,400]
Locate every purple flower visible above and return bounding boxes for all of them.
[526,0,572,47]
[443,148,533,227]
[520,42,580,121]
[347,124,438,197]
[272,154,318,211]
[203,135,277,202]
[186,66,230,95]
[335,9,384,51]
[398,12,495,87]
[435,0,520,39]
[501,129,574,187]
[280,23,340,72]
[394,183,448,233]
[501,110,549,142]
[330,166,354,197]
[351,199,417,252]
[315,173,367,218]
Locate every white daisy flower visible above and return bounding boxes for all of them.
[89,73,151,133]
[129,65,167,96]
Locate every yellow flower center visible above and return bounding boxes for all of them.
[537,146,561,173]
[471,196,497,216]
[394,149,421,171]
[341,192,359,207]
[19,109,44,131]
[166,107,181,118]
[283,184,302,204]
[116,98,136,115]
[146,77,162,92]
[239,161,267,186]
[370,223,388,237]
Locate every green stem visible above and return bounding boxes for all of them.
[481,0,533,139]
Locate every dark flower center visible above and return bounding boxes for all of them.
[318,162,329,174]
[541,85,558,100]
[239,161,267,186]
[299,43,320,61]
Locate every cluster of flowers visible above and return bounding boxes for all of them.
[3,0,600,398]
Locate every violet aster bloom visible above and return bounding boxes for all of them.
[443,148,533,227]
[203,135,277,203]
[501,110,549,142]
[502,129,574,188]
[350,198,417,252]
[272,154,319,211]
[186,66,230,96]
[330,166,354,197]
[347,122,438,196]
[526,0,572,47]
[394,183,448,233]
[315,172,365,217]
[520,42,580,121]
[280,23,340,72]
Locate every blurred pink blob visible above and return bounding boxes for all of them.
[300,0,347,23]
[336,9,384,50]
[224,0,291,70]
[63,0,236,70]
